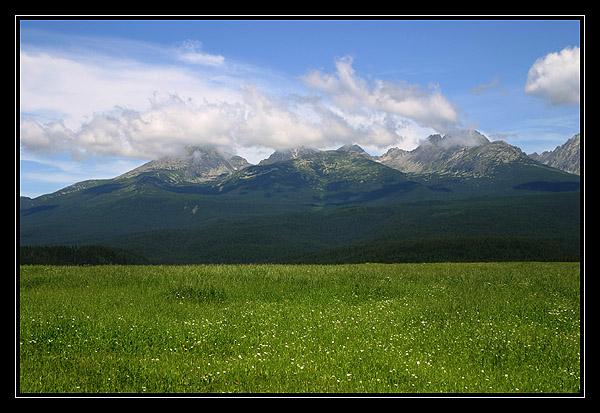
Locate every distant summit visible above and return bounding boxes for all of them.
[259,144,370,166]
[376,130,537,178]
[336,144,370,156]
[421,130,490,148]
[118,146,251,184]
[258,146,321,165]
[529,134,580,175]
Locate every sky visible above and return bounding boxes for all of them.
[18,18,582,198]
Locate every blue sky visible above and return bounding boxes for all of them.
[19,18,582,198]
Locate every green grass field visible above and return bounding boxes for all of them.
[19,263,580,394]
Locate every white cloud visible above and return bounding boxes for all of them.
[301,56,460,133]
[19,50,241,131]
[236,85,362,150]
[20,50,461,164]
[20,87,357,159]
[175,40,225,67]
[524,46,580,106]
[20,119,76,154]
[21,96,245,160]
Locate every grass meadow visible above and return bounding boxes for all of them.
[19,262,581,394]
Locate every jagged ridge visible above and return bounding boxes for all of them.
[375,131,539,178]
[529,134,580,175]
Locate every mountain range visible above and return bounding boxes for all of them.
[19,131,581,264]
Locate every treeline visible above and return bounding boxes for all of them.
[19,236,579,266]
[278,236,581,264]
[19,245,149,266]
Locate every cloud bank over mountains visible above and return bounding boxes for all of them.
[19,43,461,162]
[20,41,580,164]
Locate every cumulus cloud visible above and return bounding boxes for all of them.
[20,88,359,159]
[22,96,244,160]
[302,56,460,133]
[235,85,370,150]
[20,119,76,154]
[20,51,460,162]
[524,46,580,106]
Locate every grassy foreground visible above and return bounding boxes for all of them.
[19,263,580,394]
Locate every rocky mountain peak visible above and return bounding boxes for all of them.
[258,146,321,165]
[422,130,490,148]
[529,134,580,175]
[336,144,369,156]
[376,130,531,177]
[117,145,251,183]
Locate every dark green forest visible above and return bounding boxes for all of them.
[280,236,580,264]
[20,192,580,265]
[18,236,579,266]
[19,245,149,266]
